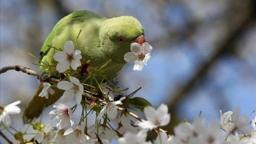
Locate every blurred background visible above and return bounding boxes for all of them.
[1,0,256,133]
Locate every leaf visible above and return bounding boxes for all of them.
[128,97,151,111]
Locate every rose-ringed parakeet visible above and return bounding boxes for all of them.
[24,10,148,121]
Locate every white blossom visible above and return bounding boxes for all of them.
[124,42,153,71]
[53,40,82,73]
[57,76,83,105]
[118,130,151,144]
[64,124,90,144]
[220,110,235,132]
[88,125,117,141]
[138,104,170,130]
[49,103,74,129]
[172,122,194,143]
[0,101,21,126]
[39,82,55,99]
[220,110,250,133]
[193,119,225,144]
[242,131,256,144]
[98,100,122,121]
[117,114,140,133]
[154,131,172,144]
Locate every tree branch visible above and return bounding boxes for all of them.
[0,65,39,78]
[166,0,256,132]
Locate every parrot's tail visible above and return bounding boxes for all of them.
[23,83,62,123]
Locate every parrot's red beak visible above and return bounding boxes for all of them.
[135,35,145,45]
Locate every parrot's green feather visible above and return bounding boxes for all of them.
[40,10,103,55]
[24,10,144,121]
[40,10,108,76]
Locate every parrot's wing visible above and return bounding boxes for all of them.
[40,10,103,59]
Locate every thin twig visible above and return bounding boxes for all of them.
[0,65,39,78]
[0,130,13,144]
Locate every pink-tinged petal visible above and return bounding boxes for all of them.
[130,43,141,53]
[57,81,73,90]
[64,41,75,55]
[70,60,81,70]
[142,42,153,54]
[53,52,66,62]
[124,52,137,63]
[56,61,69,73]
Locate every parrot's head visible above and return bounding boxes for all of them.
[99,16,145,63]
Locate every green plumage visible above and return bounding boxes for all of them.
[24,10,144,121]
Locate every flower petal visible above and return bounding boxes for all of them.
[70,59,81,70]
[61,90,76,102]
[0,113,11,126]
[142,42,153,54]
[4,101,21,114]
[137,120,156,130]
[142,53,151,64]
[64,41,75,55]
[69,77,81,86]
[74,50,82,58]
[53,52,66,62]
[75,93,82,105]
[57,81,73,90]
[107,103,118,119]
[144,106,157,122]
[124,52,137,63]
[64,127,74,136]
[56,61,69,73]
[97,106,107,122]
[130,43,141,53]
[133,62,145,71]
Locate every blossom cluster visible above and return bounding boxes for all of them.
[0,40,255,144]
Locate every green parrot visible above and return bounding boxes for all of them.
[23,10,146,121]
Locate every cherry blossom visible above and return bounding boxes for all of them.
[220,110,250,134]
[0,101,21,126]
[138,104,170,130]
[49,103,74,129]
[98,100,122,121]
[154,131,172,144]
[39,82,55,99]
[53,40,82,73]
[118,130,151,144]
[124,42,153,71]
[57,76,83,105]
